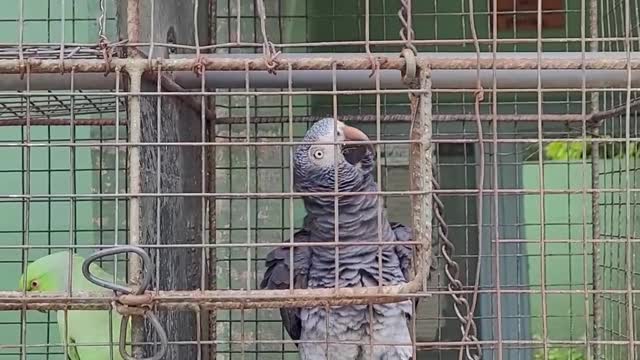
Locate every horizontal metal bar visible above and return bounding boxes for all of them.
[0,99,635,126]
[214,113,591,123]
[0,136,634,148]
[1,287,426,311]
[0,118,120,126]
[2,287,640,311]
[1,236,639,251]
[0,338,637,349]
[0,114,589,126]
[0,52,638,90]
[0,187,635,201]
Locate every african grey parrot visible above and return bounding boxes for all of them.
[261,118,430,359]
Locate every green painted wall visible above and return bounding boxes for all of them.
[523,162,594,341]
[524,160,640,358]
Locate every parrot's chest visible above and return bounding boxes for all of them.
[306,243,405,288]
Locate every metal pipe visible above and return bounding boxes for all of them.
[176,68,640,90]
[1,52,640,90]
[171,52,640,89]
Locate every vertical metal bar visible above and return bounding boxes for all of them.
[623,0,635,357]
[198,35,207,360]
[148,0,156,59]
[195,310,203,360]
[535,0,549,359]
[409,65,434,360]
[205,107,217,359]
[20,54,32,360]
[206,1,217,357]
[286,62,295,353]
[126,0,143,355]
[373,26,382,358]
[112,65,123,360]
[235,0,241,44]
[127,66,145,359]
[66,66,77,359]
[243,56,253,357]
[194,0,201,63]
[205,118,217,358]
[127,0,141,57]
[590,0,603,355]
[466,0,485,358]
[490,0,503,356]
[579,0,593,358]
[244,61,252,293]
[240,306,246,358]
[59,0,65,63]
[330,60,338,356]
[45,0,54,352]
[410,64,432,357]
[155,64,163,357]
[18,0,27,357]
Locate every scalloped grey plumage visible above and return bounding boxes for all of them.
[261,118,431,360]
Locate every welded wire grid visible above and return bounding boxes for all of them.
[0,0,639,360]
[596,0,640,358]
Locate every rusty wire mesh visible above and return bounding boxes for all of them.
[0,0,639,360]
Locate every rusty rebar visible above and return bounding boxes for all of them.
[0,118,122,126]
[588,0,603,357]
[5,286,640,311]
[1,55,640,74]
[3,106,637,128]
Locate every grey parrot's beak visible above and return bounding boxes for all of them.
[342,125,370,143]
[341,125,373,165]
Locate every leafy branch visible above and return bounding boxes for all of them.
[526,137,640,161]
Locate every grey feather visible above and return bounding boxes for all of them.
[259,227,311,343]
[260,221,435,345]
[261,118,435,359]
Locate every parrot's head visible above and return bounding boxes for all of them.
[294,118,374,193]
[18,251,88,294]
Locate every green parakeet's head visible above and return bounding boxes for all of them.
[18,251,89,293]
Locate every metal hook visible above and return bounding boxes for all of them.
[119,312,169,360]
[83,246,168,360]
[400,48,417,86]
[82,245,153,295]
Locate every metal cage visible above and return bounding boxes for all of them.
[0,0,639,360]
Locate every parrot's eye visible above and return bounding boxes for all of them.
[30,280,39,289]
[312,149,324,159]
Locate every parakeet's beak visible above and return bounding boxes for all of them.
[341,125,372,165]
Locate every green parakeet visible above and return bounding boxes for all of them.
[18,251,131,360]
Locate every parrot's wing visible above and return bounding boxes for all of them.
[61,309,124,360]
[57,312,81,360]
[389,222,415,282]
[260,228,312,344]
[66,338,81,360]
[389,221,437,283]
[390,221,438,322]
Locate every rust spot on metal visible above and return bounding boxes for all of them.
[119,293,153,307]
